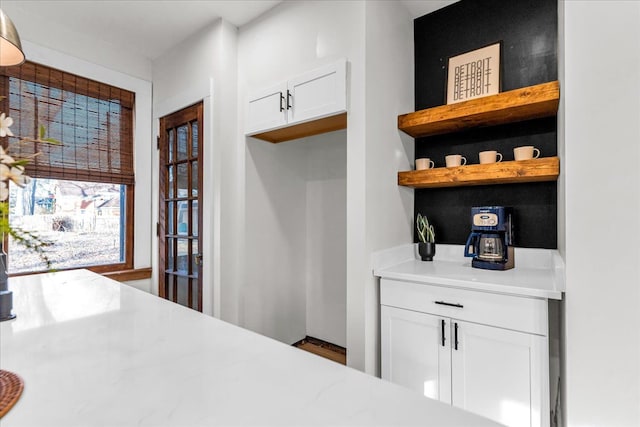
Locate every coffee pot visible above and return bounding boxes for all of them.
[464,206,514,270]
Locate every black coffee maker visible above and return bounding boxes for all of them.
[464,206,514,270]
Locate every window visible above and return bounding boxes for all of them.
[0,62,135,274]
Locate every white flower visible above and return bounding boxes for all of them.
[0,113,14,137]
[0,146,15,164]
[0,181,7,202]
[0,163,28,187]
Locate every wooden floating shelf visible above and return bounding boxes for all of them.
[251,113,347,143]
[398,81,560,138]
[398,157,560,189]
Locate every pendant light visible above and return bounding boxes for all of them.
[0,8,25,66]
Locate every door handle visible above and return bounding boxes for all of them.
[435,301,464,309]
[279,92,285,112]
[441,319,446,347]
[454,322,459,350]
[194,253,203,266]
[286,90,292,110]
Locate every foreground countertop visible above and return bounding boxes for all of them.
[373,244,564,300]
[0,270,500,427]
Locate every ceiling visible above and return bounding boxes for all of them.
[1,0,282,60]
[401,0,458,19]
[1,0,458,62]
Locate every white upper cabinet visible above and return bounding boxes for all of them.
[246,59,348,143]
[246,82,288,135]
[286,60,347,125]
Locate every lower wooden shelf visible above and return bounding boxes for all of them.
[398,157,559,188]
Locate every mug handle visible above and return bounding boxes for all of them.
[496,152,503,162]
[429,160,435,169]
[461,156,467,166]
[533,148,540,159]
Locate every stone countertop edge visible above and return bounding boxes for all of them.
[372,244,565,300]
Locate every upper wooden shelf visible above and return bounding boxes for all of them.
[398,157,559,189]
[398,81,560,138]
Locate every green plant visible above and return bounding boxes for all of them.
[416,213,435,243]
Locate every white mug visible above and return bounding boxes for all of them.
[415,158,435,170]
[445,154,467,167]
[479,150,503,164]
[513,146,540,161]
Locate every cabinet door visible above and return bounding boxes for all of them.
[451,321,547,427]
[246,82,288,135]
[381,305,451,403]
[287,59,347,125]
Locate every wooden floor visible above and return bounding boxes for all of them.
[293,336,346,365]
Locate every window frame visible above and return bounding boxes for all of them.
[1,62,136,276]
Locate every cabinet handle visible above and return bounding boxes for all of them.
[435,301,464,309]
[286,90,292,110]
[441,319,446,347]
[454,322,459,350]
[279,92,285,112]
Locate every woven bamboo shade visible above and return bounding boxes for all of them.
[0,61,134,185]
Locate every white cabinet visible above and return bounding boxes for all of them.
[381,278,549,427]
[285,61,346,125]
[451,320,546,427]
[246,82,288,135]
[381,306,451,403]
[245,59,347,143]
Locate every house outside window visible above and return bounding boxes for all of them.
[0,62,135,275]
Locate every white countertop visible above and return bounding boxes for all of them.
[0,270,501,427]
[373,244,564,300]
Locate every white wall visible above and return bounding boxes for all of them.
[564,2,640,426]
[152,20,238,319]
[305,131,347,347]
[358,1,415,374]
[237,1,365,346]
[237,1,414,373]
[242,124,347,349]
[243,136,309,344]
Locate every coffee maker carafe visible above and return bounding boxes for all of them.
[464,206,514,270]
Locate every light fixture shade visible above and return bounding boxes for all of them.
[0,9,25,67]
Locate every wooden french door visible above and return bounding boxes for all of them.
[158,102,203,311]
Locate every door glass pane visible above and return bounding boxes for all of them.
[168,165,175,198]
[191,121,198,158]
[168,129,174,162]
[191,239,199,274]
[167,202,174,234]
[167,238,175,271]
[177,125,188,160]
[165,273,173,300]
[191,161,198,197]
[191,278,199,309]
[177,276,188,306]
[177,201,188,235]
[192,201,198,236]
[176,238,188,273]
[177,163,188,197]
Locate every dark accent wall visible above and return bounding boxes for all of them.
[413,0,558,248]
